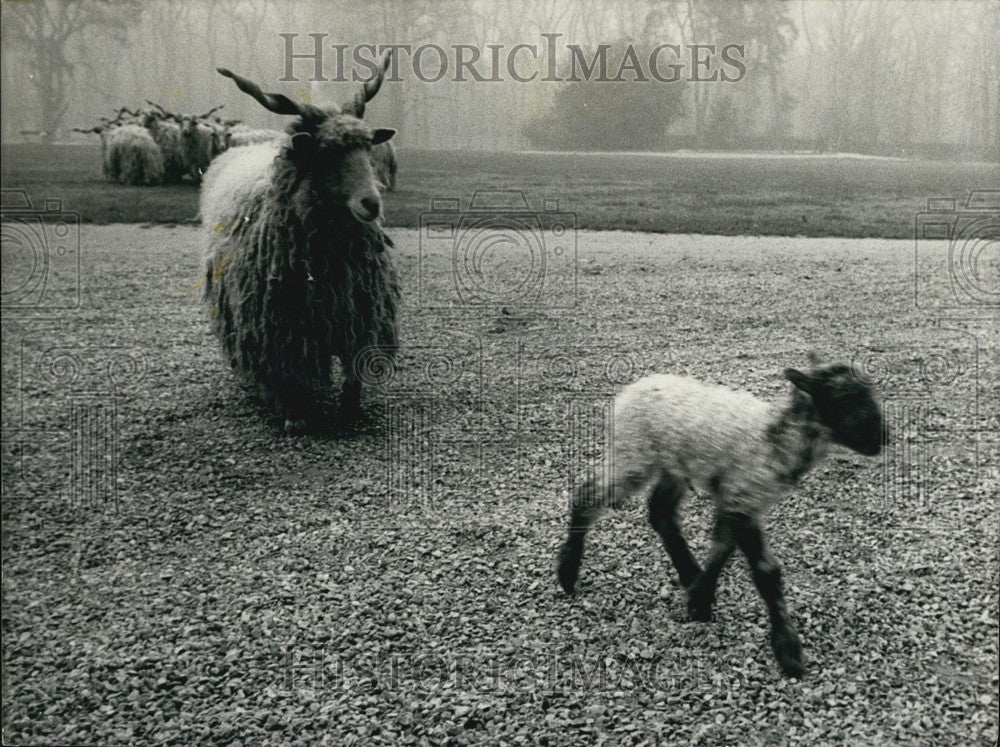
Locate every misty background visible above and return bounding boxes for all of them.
[2,0,998,160]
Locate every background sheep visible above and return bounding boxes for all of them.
[201,52,399,433]
[179,107,223,184]
[106,124,166,185]
[181,119,216,183]
[207,117,242,156]
[140,103,186,183]
[371,140,397,190]
[74,120,164,185]
[556,359,886,677]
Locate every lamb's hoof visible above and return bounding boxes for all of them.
[687,603,713,623]
[558,571,578,595]
[283,417,308,435]
[686,590,714,622]
[771,626,805,678]
[556,547,580,595]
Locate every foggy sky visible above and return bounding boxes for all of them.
[1,0,997,159]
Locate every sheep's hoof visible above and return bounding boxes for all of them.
[339,407,361,423]
[283,417,308,435]
[771,626,804,678]
[338,398,362,423]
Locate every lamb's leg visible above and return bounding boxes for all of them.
[687,512,736,622]
[647,474,700,588]
[732,516,804,678]
[556,476,605,594]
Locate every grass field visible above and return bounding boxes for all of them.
[3,142,998,238]
[2,224,997,744]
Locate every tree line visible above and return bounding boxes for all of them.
[2,0,996,160]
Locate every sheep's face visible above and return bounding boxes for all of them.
[140,111,163,129]
[785,364,886,456]
[289,114,395,224]
[182,120,215,152]
[210,125,229,156]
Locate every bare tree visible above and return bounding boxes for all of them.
[3,0,140,141]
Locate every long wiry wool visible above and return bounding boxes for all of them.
[104,124,165,186]
[200,138,399,415]
[604,374,828,517]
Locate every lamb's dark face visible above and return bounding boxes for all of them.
[785,364,886,456]
[292,114,396,224]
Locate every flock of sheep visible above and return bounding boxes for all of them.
[74,102,397,190]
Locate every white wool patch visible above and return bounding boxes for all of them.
[228,129,285,147]
[199,140,283,254]
[608,374,800,516]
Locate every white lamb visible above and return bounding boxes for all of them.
[556,359,887,678]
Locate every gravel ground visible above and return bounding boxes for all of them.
[2,226,997,745]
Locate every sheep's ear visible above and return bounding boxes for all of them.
[291,132,313,155]
[784,368,814,394]
[371,128,396,145]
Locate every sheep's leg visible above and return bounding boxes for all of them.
[647,474,700,588]
[272,379,315,435]
[270,353,330,433]
[687,513,736,622]
[339,376,362,422]
[732,517,804,678]
[556,476,606,595]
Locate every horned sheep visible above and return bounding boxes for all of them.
[556,359,887,677]
[140,103,186,183]
[179,106,224,184]
[201,52,399,433]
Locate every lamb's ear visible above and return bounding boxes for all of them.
[371,128,396,145]
[784,368,814,394]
